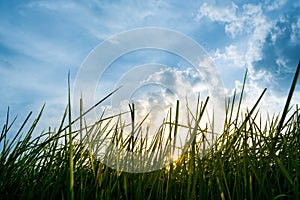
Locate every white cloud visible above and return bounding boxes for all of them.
[196,2,270,39]
[269,22,286,44]
[195,1,300,124]
[196,2,240,38]
[142,68,192,95]
[275,58,295,74]
[265,0,287,11]
[291,18,300,43]
[214,45,246,68]
[198,2,273,83]
[195,2,238,23]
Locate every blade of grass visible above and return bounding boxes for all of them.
[68,72,74,200]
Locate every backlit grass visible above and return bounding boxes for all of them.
[0,62,299,199]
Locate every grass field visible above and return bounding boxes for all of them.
[1,63,299,200]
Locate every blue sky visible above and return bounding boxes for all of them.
[0,0,299,134]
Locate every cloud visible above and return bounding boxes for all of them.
[290,17,300,43]
[197,2,272,70]
[111,67,193,122]
[252,6,300,90]
[195,1,299,124]
[142,68,192,95]
[214,45,246,68]
[265,0,287,11]
[195,2,238,23]
[199,1,299,88]
[197,1,274,98]
[196,2,240,38]
[196,2,270,39]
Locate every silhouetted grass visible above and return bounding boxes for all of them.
[0,61,299,199]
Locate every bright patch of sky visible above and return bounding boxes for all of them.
[0,0,299,136]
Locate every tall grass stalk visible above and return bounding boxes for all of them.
[68,73,74,200]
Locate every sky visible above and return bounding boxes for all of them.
[0,0,300,138]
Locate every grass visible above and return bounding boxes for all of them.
[0,61,299,199]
